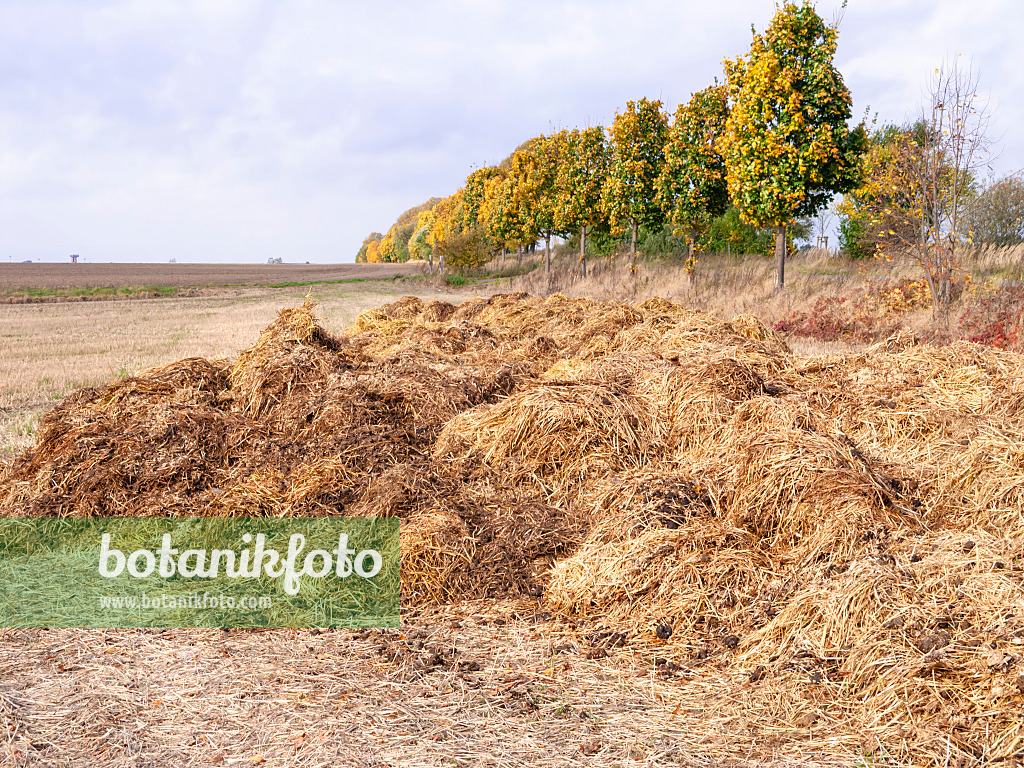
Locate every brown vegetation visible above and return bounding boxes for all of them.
[3,292,1024,764]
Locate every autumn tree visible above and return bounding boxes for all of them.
[464,167,502,229]
[601,98,669,273]
[836,124,924,260]
[719,1,866,290]
[356,232,383,263]
[530,133,567,272]
[408,209,435,273]
[657,85,730,267]
[555,126,609,277]
[839,61,991,309]
[376,230,400,263]
[356,198,439,264]
[427,191,490,273]
[492,137,564,271]
[479,173,518,257]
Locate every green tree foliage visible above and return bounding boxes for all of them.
[965,174,1024,247]
[657,85,729,267]
[837,212,871,259]
[719,1,867,289]
[601,97,669,272]
[705,206,777,256]
[555,126,609,276]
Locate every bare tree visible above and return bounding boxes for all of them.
[874,60,993,311]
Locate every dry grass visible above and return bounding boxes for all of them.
[960,243,1024,280]
[5,287,1024,765]
[506,249,878,326]
[508,244,1024,336]
[6,600,809,768]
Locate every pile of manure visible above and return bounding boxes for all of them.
[3,293,1024,764]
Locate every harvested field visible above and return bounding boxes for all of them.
[0,262,419,300]
[3,292,1024,766]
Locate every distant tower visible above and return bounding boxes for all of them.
[70,254,80,263]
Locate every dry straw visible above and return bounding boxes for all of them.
[3,292,1024,764]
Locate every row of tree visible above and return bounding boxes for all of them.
[357,1,864,290]
[359,1,1022,309]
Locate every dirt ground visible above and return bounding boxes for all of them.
[0,262,419,293]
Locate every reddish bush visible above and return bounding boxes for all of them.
[772,278,928,343]
[958,285,1024,351]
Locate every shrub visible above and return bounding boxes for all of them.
[773,278,930,343]
[958,284,1024,351]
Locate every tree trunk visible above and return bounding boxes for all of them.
[630,219,638,275]
[937,276,953,309]
[439,250,445,275]
[517,244,523,263]
[501,246,506,263]
[774,224,787,291]
[545,231,551,274]
[687,227,696,268]
[580,225,587,278]
[428,250,434,275]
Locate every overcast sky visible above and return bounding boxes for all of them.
[1,0,1022,264]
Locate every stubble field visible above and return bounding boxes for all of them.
[0,262,417,295]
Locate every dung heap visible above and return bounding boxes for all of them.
[3,293,1024,764]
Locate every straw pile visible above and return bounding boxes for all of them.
[3,293,1024,764]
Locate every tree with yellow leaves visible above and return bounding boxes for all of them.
[495,138,563,271]
[555,126,609,277]
[838,60,991,310]
[427,190,490,273]
[601,98,669,273]
[464,166,503,230]
[407,209,435,273]
[356,232,383,264]
[530,133,567,272]
[376,230,399,263]
[719,1,866,290]
[657,85,730,268]
[479,171,522,259]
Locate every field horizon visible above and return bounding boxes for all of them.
[0,261,421,299]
